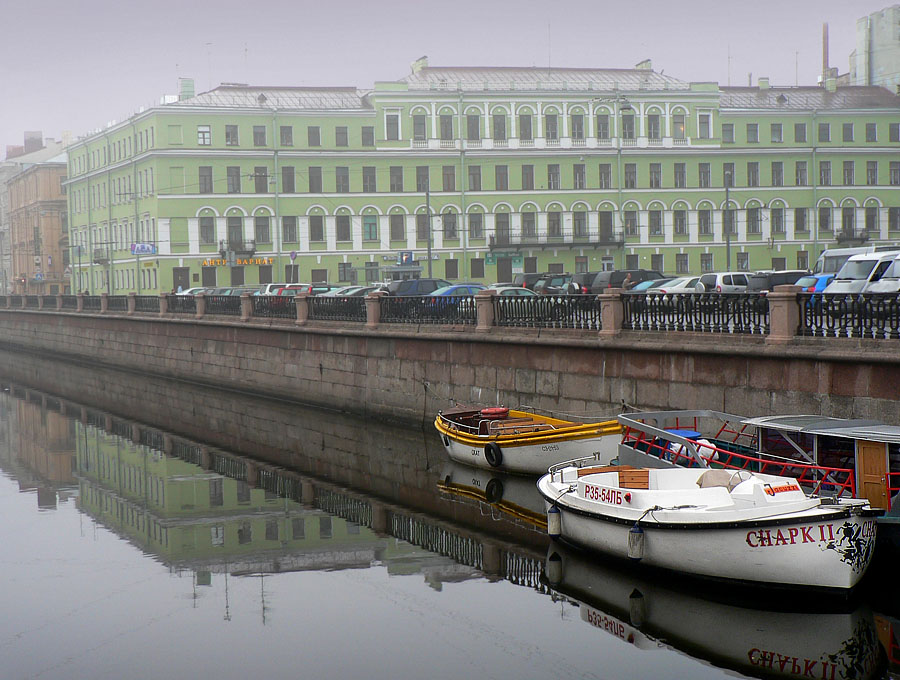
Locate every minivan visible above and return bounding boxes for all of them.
[696,272,750,293]
[823,251,899,295]
[863,253,900,294]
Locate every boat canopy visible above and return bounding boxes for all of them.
[742,415,900,444]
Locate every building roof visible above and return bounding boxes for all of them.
[400,66,689,92]
[720,85,900,110]
[170,85,371,111]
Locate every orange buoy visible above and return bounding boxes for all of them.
[480,407,509,419]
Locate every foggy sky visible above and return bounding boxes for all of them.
[0,0,890,156]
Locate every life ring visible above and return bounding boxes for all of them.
[485,442,503,468]
[484,477,504,504]
[480,407,509,419]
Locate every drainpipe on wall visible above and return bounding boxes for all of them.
[458,89,467,280]
[272,108,281,283]
[131,120,142,294]
[811,108,819,266]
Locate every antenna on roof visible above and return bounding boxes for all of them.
[547,21,551,73]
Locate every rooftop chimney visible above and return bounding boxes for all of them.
[758,77,770,89]
[23,131,43,153]
[635,59,652,70]
[411,56,428,74]
[178,77,195,101]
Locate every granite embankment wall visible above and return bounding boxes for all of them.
[0,308,898,424]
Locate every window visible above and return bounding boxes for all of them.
[442,165,455,191]
[698,209,711,235]
[416,166,429,191]
[747,207,761,234]
[491,165,506,190]
[335,126,349,146]
[280,126,293,146]
[599,164,612,189]
[672,114,685,139]
[866,206,878,232]
[308,167,322,193]
[470,258,485,279]
[282,166,295,193]
[819,161,831,186]
[386,114,399,141]
[596,113,610,139]
[521,211,536,237]
[647,114,660,140]
[794,208,808,232]
[519,114,532,141]
[771,162,783,187]
[197,125,211,145]
[226,216,243,246]
[842,123,854,142]
[867,161,878,186]
[521,165,534,190]
[746,123,758,143]
[771,207,784,234]
[336,167,349,193]
[574,211,587,237]
[723,208,736,235]
[337,262,352,282]
[818,206,832,231]
[770,123,783,143]
[747,162,759,187]
[492,114,506,141]
[225,125,239,145]
[363,214,378,241]
[698,114,710,139]
[548,211,561,237]
[254,167,268,193]
[545,114,558,140]
[255,216,271,243]
[494,213,510,243]
[199,166,213,193]
[842,160,855,186]
[416,214,430,240]
[669,163,685,189]
[308,126,321,146]
[621,114,635,139]
[891,162,900,186]
[547,164,560,189]
[674,209,687,235]
[362,166,376,192]
[444,259,458,280]
[794,122,807,143]
[624,210,638,236]
[624,163,636,188]
[389,166,403,192]
[818,122,830,143]
[573,164,585,190]
[200,216,215,244]
[309,215,324,241]
[649,210,662,236]
[723,163,734,187]
[646,162,660,188]
[891,123,900,142]
[795,161,807,186]
[676,253,689,273]
[336,215,351,241]
[469,213,483,239]
[253,126,266,146]
[442,212,457,239]
[466,114,480,141]
[389,214,405,240]
[440,115,453,141]
[733,252,748,271]
[571,114,585,139]
[866,123,877,142]
[413,115,427,141]
[722,123,734,144]
[362,126,374,146]
[841,207,855,233]
[699,163,711,188]
[891,207,900,231]
[283,216,298,243]
[226,166,241,193]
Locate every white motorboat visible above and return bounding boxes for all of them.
[537,461,880,590]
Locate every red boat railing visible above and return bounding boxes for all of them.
[886,472,900,511]
[621,427,857,498]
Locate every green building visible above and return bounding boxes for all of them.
[63,59,900,293]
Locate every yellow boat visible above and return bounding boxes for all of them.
[434,405,622,475]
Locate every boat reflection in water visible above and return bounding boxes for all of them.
[543,543,885,680]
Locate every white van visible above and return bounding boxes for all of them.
[866,253,900,294]
[823,251,899,295]
[813,245,900,275]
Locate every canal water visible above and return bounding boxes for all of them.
[0,352,894,680]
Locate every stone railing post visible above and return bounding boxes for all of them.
[127,292,136,315]
[76,293,84,313]
[766,284,802,345]
[475,289,496,332]
[100,293,109,313]
[365,291,384,329]
[159,292,168,316]
[295,292,311,326]
[240,292,252,321]
[195,293,206,319]
[56,294,63,311]
[598,289,624,337]
[36,295,44,310]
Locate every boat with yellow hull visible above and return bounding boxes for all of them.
[434,405,622,475]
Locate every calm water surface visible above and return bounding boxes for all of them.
[0,373,893,680]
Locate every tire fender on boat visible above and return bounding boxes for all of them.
[484,478,504,503]
[484,442,503,467]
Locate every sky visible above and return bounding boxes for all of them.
[0,0,891,156]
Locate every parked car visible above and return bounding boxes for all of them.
[646,276,699,294]
[177,287,210,295]
[491,286,539,298]
[533,273,574,295]
[566,272,601,295]
[696,272,750,293]
[823,251,899,296]
[746,270,809,294]
[630,277,676,292]
[429,284,486,296]
[511,272,546,290]
[385,278,451,296]
[864,253,900,294]
[589,269,664,294]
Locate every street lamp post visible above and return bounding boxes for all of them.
[425,181,433,278]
